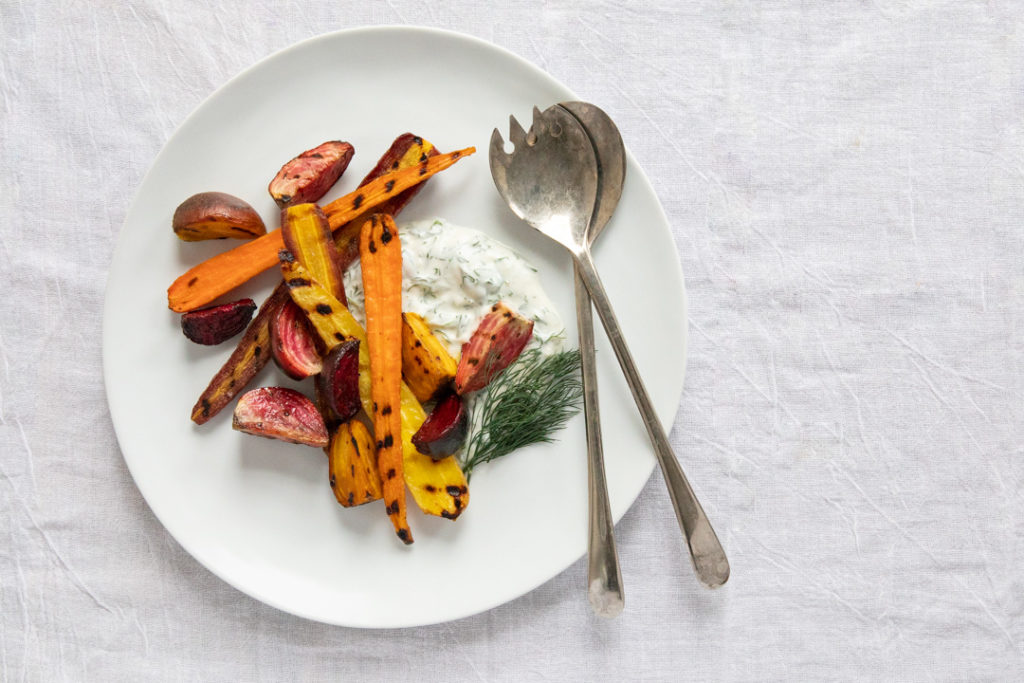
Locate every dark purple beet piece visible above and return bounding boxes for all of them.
[315,340,361,422]
[412,392,468,460]
[180,298,257,345]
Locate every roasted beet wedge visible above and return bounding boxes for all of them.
[455,302,534,394]
[172,192,266,241]
[412,392,468,460]
[180,298,257,345]
[315,340,361,422]
[268,141,355,208]
[270,299,322,380]
[232,387,328,447]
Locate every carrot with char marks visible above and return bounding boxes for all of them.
[360,214,411,544]
[281,203,347,305]
[336,134,437,271]
[277,256,469,520]
[167,148,474,313]
[188,135,441,423]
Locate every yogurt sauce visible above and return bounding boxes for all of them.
[344,218,564,356]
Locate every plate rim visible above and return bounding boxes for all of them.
[102,24,688,628]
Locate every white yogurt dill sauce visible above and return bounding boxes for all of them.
[344,218,565,356]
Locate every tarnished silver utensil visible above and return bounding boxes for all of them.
[559,101,626,617]
[489,105,729,590]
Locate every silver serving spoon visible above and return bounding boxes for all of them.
[489,105,730,589]
[559,101,626,617]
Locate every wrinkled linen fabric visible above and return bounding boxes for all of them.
[1,2,1021,681]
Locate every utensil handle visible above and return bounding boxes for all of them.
[572,249,730,588]
[574,265,625,617]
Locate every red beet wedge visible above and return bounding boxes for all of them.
[270,299,322,380]
[455,302,534,394]
[232,387,328,447]
[268,140,355,208]
[412,392,468,460]
[180,298,257,345]
[315,340,361,422]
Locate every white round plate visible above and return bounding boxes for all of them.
[104,26,687,627]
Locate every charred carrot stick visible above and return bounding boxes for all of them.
[336,134,437,270]
[188,136,442,425]
[278,255,469,520]
[360,214,411,544]
[281,203,348,305]
[167,147,474,313]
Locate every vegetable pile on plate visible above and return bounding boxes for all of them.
[166,135,582,544]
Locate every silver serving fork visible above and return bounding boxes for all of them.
[489,106,729,589]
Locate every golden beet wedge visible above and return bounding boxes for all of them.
[401,312,458,402]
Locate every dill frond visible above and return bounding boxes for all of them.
[460,349,583,479]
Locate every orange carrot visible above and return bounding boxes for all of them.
[167,147,474,313]
[335,134,437,270]
[360,214,411,544]
[188,136,442,424]
[278,255,469,520]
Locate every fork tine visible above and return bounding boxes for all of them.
[531,106,545,137]
[508,115,527,147]
[489,127,507,164]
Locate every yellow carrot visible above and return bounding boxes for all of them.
[278,255,469,522]
[281,203,347,305]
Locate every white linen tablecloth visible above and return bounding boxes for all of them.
[2,2,1021,680]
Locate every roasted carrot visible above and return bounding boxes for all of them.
[278,255,469,520]
[359,215,411,544]
[167,147,474,312]
[189,136,442,422]
[335,134,438,270]
[281,203,348,305]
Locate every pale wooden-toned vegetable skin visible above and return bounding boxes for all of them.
[167,147,475,313]
[328,420,382,507]
[455,302,535,394]
[191,288,289,424]
[360,214,412,543]
[277,255,469,519]
[281,203,348,305]
[401,312,457,402]
[269,140,354,208]
[232,387,328,447]
[173,192,266,241]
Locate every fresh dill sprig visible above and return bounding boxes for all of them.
[460,348,583,479]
